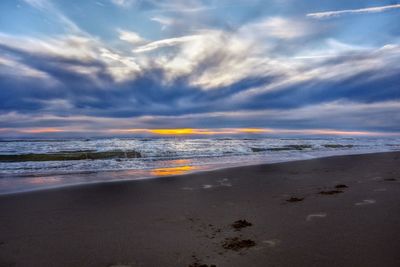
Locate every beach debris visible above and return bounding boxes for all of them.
[188,264,216,267]
[202,184,214,189]
[384,178,397,181]
[222,237,256,251]
[306,213,327,221]
[286,197,304,203]
[188,254,216,267]
[231,219,252,231]
[262,239,281,247]
[355,199,376,206]
[335,184,348,189]
[318,190,343,195]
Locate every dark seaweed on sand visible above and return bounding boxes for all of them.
[188,254,216,267]
[286,197,304,202]
[222,237,256,251]
[188,264,216,267]
[319,190,343,195]
[335,184,348,189]
[231,220,252,230]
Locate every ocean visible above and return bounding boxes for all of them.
[1,137,399,194]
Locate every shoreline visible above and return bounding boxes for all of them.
[1,151,400,266]
[0,150,398,196]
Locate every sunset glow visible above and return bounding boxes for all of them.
[8,127,400,137]
[150,166,198,176]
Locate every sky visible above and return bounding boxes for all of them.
[0,0,399,137]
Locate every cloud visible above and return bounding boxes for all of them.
[110,0,135,7]
[118,29,146,45]
[2,100,400,137]
[133,35,201,53]
[151,16,175,30]
[307,4,400,19]
[1,2,400,136]
[243,17,313,39]
[0,54,54,82]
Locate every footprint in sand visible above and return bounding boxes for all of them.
[355,199,376,206]
[306,213,327,221]
[370,176,382,181]
[217,178,232,187]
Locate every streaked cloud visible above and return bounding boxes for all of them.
[307,4,400,19]
[0,0,399,137]
[133,35,201,53]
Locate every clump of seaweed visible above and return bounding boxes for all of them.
[231,220,252,231]
[286,197,304,203]
[384,178,397,181]
[188,264,216,267]
[319,190,343,195]
[335,184,348,189]
[188,254,216,267]
[222,237,256,251]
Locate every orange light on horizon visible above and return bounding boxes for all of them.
[149,129,199,135]
[112,128,270,135]
[9,127,400,137]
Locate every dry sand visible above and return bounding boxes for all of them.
[1,152,400,267]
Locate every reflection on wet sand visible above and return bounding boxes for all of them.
[151,165,198,176]
[27,176,62,185]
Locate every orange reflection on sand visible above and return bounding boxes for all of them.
[27,176,61,185]
[151,165,198,176]
[168,159,191,165]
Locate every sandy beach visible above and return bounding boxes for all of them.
[1,152,400,267]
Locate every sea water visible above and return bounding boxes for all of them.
[0,137,399,194]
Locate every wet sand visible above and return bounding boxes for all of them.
[1,152,400,267]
